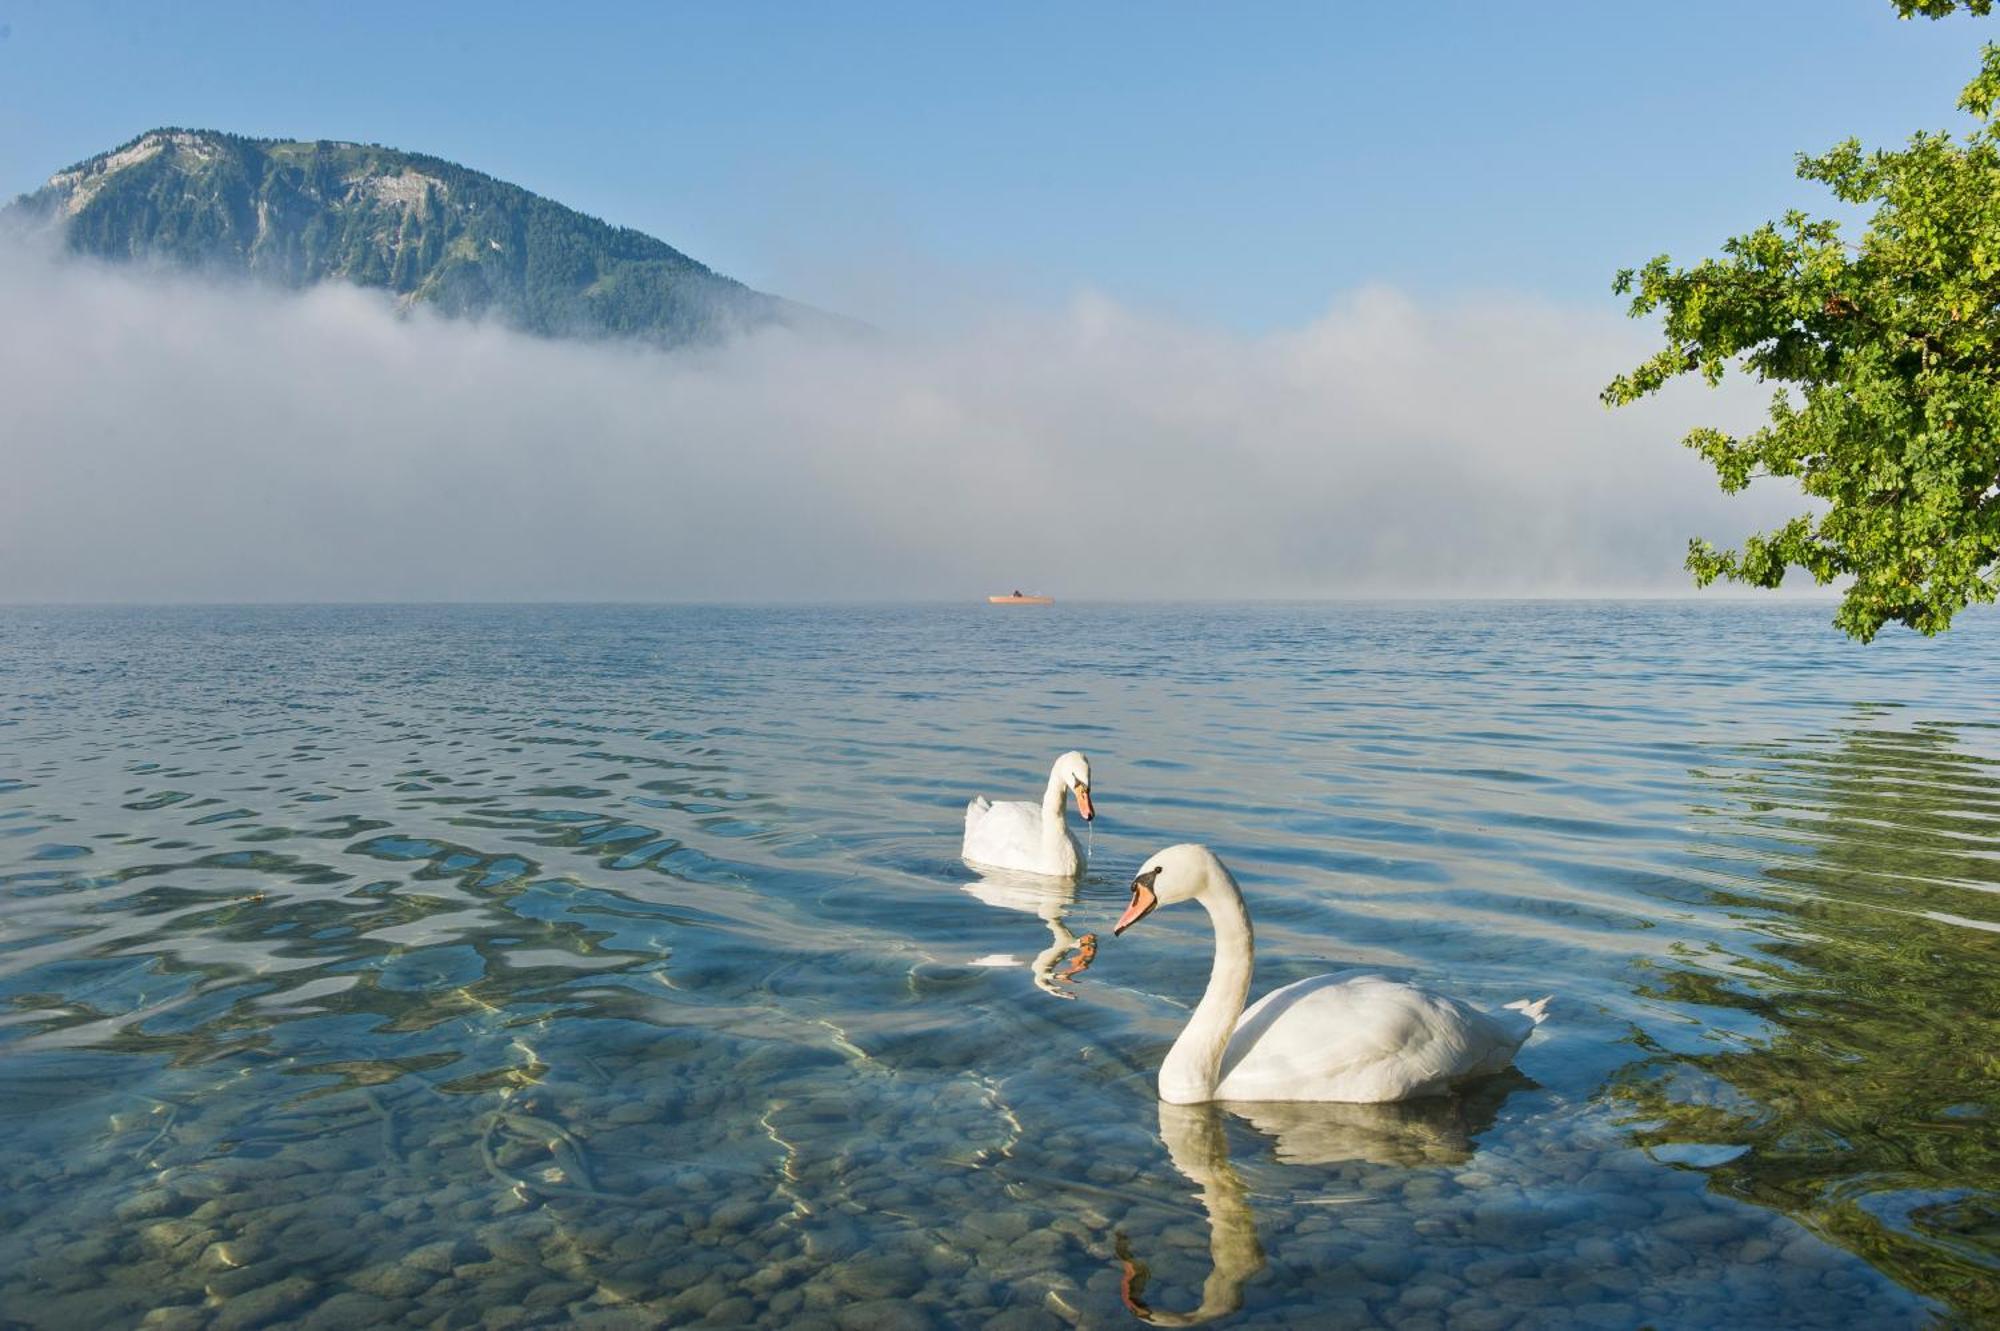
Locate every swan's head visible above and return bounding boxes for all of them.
[1053,750,1094,821]
[1114,843,1231,935]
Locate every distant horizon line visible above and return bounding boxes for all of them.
[0,593,1852,609]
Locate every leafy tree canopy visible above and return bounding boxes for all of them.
[1605,7,2000,640]
[1893,0,1990,16]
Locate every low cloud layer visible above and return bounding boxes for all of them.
[0,242,1797,602]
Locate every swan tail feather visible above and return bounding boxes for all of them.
[1504,995,1554,1025]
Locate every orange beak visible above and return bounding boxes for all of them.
[1113,874,1159,936]
[1075,786,1095,822]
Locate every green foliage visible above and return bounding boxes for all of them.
[1895,0,1992,16]
[1605,47,2000,641]
[5,128,799,348]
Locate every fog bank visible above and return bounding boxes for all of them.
[0,244,1794,602]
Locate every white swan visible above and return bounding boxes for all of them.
[961,750,1093,878]
[1113,844,1550,1104]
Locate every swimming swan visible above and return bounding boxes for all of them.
[1113,845,1550,1104]
[962,751,1093,878]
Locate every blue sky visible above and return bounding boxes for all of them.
[0,1,1988,329]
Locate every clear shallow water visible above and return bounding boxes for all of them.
[0,602,1994,1330]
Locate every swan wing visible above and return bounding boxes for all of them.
[1214,973,1534,1103]
[963,799,1070,874]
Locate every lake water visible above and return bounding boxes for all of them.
[0,602,1994,1330]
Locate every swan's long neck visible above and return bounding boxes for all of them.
[1040,771,1070,845]
[1158,877,1253,1105]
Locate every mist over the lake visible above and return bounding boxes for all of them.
[0,240,1795,603]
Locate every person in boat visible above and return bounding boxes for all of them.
[1012,590,1023,598]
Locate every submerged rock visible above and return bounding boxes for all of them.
[830,1255,925,1301]
[211,1273,317,1331]
[834,1299,935,1331]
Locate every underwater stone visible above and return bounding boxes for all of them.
[408,1237,483,1273]
[608,1233,651,1263]
[349,1261,437,1300]
[1397,1284,1453,1311]
[206,1255,304,1299]
[834,1299,934,1331]
[981,1308,1065,1331]
[831,1255,925,1300]
[115,1188,183,1223]
[1443,1305,1513,1331]
[803,1220,863,1262]
[211,1273,318,1331]
[1005,1229,1067,1263]
[780,1316,836,1331]
[963,1211,1032,1244]
[429,1300,484,1331]
[204,1230,276,1269]
[702,1296,757,1324]
[1352,1242,1418,1283]
[707,1197,761,1233]
[666,1275,732,1317]
[138,1218,214,1262]
[1572,1236,1619,1267]
[1461,1256,1533,1285]
[1491,1275,1560,1306]
[520,1279,588,1303]
[566,1308,664,1331]
[919,1245,971,1278]
[476,1227,547,1266]
[299,1291,402,1331]
[1653,1212,1743,1245]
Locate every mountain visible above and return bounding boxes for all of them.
[4,128,816,346]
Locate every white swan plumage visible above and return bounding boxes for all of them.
[1113,844,1550,1105]
[962,751,1093,878]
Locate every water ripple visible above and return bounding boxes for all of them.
[0,602,1992,1327]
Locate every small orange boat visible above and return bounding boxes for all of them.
[988,591,1053,605]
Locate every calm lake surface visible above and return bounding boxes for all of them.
[0,602,1995,1330]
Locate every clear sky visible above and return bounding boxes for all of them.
[0,1,1989,330]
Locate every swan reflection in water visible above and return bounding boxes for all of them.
[961,871,1099,999]
[1120,1073,1530,1325]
